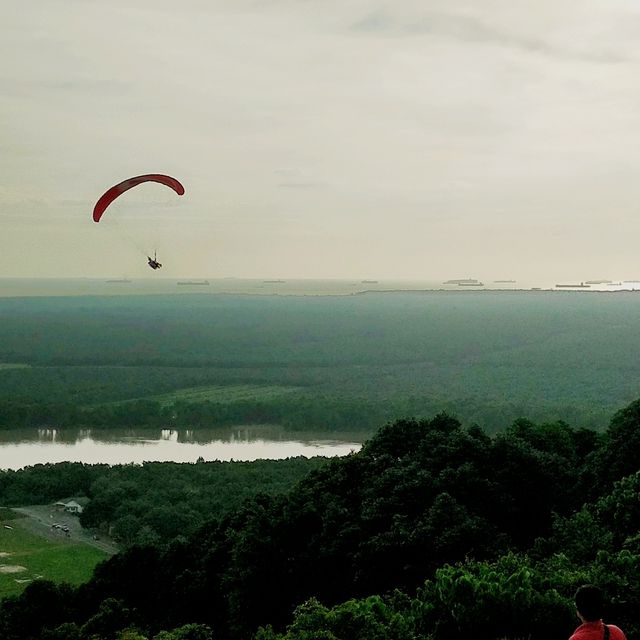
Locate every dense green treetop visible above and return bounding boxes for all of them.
[2,399,640,640]
[1,292,639,432]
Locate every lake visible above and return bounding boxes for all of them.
[0,426,365,470]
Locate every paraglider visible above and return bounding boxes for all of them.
[147,251,162,270]
[92,174,184,270]
[92,174,185,223]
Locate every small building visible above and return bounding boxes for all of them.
[54,498,88,514]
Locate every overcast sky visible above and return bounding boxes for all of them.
[2,0,640,279]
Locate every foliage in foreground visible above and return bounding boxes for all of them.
[3,399,640,639]
[0,457,326,547]
[256,549,640,640]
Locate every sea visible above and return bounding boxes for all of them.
[1,276,639,298]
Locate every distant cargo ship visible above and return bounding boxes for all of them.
[585,279,612,284]
[606,282,622,286]
[459,282,484,287]
[177,280,210,286]
[556,283,591,288]
[444,278,478,284]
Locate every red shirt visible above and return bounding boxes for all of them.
[570,620,626,640]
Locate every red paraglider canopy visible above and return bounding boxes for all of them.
[92,174,185,222]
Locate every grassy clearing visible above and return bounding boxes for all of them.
[0,517,108,599]
[0,363,30,370]
[113,384,302,407]
[0,508,26,521]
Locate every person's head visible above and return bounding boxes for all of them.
[575,584,604,622]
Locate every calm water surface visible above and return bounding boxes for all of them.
[0,426,364,470]
[3,277,637,298]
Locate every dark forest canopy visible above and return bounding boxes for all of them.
[0,457,327,547]
[2,400,640,640]
[1,291,640,432]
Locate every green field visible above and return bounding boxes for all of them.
[116,383,302,407]
[0,513,108,599]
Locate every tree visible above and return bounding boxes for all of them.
[80,598,134,640]
[153,623,214,640]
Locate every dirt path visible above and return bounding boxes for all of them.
[12,506,119,555]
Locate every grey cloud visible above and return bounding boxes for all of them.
[351,11,392,33]
[273,168,303,177]
[0,78,133,100]
[59,200,91,207]
[351,10,626,64]
[3,0,640,278]
[32,79,130,91]
[277,182,327,189]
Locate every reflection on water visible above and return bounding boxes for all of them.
[0,426,365,470]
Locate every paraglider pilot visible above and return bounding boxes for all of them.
[148,252,162,270]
